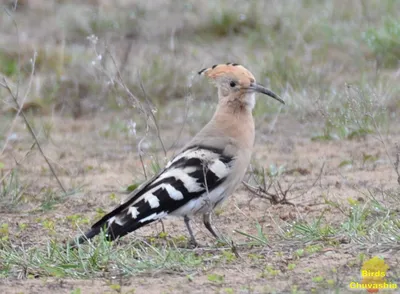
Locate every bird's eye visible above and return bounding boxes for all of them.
[230,81,236,87]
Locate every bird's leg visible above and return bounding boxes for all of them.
[203,213,220,240]
[159,219,166,234]
[184,216,198,247]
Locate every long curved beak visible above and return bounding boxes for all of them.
[250,83,285,104]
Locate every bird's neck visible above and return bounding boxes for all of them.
[211,99,255,149]
[215,98,254,116]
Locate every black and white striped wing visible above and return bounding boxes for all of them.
[88,145,234,241]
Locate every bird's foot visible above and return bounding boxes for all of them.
[187,237,206,248]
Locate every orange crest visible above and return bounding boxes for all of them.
[198,63,256,87]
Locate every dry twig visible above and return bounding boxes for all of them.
[0,8,66,193]
[394,145,400,186]
[369,115,400,186]
[244,162,325,206]
[1,77,66,194]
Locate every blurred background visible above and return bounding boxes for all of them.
[1,0,398,120]
[1,0,400,227]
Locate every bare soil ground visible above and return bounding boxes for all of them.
[1,114,399,293]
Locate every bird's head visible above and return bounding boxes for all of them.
[198,63,284,110]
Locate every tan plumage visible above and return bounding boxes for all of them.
[72,63,284,247]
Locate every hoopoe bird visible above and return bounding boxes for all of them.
[72,63,284,247]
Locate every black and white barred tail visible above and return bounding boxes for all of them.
[72,145,234,245]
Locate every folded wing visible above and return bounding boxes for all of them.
[80,145,234,242]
